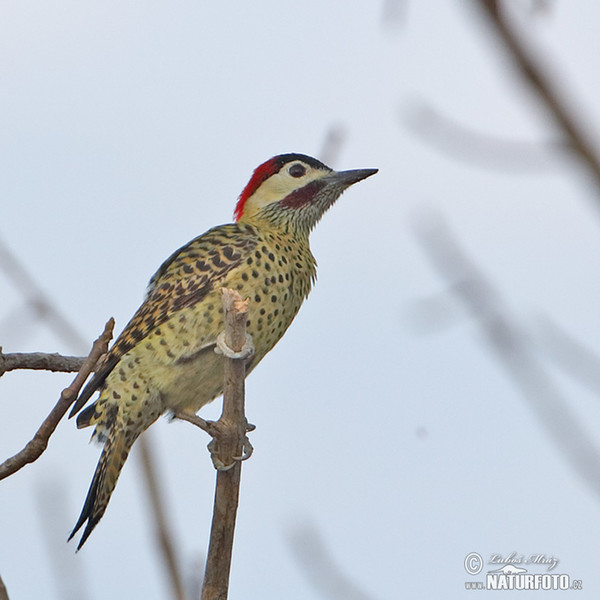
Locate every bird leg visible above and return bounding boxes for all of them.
[174,411,220,437]
[174,411,255,471]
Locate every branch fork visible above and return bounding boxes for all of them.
[0,318,115,481]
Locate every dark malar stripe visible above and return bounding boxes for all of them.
[280,179,327,210]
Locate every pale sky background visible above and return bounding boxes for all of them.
[2,1,600,599]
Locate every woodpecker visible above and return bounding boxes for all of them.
[68,153,377,549]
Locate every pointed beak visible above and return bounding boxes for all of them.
[325,167,378,189]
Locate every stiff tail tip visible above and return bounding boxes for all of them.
[68,429,130,551]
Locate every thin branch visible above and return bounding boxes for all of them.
[0,318,114,481]
[201,288,251,600]
[415,215,600,500]
[0,351,86,377]
[0,573,8,600]
[138,434,187,600]
[473,0,600,200]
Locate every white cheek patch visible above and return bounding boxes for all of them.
[242,169,326,219]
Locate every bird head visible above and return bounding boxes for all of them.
[234,153,377,233]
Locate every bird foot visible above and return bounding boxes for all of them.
[209,434,254,471]
[175,411,255,470]
[214,332,255,360]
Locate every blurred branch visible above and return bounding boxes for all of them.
[0,304,38,346]
[0,319,114,481]
[415,215,600,499]
[35,481,90,600]
[405,100,562,172]
[536,315,600,397]
[200,288,252,600]
[0,351,86,377]
[138,434,187,600]
[0,238,87,351]
[0,573,8,600]
[525,0,552,16]
[319,125,347,168]
[187,555,205,600]
[381,0,407,29]
[288,522,375,600]
[473,0,600,200]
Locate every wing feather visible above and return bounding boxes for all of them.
[69,223,257,417]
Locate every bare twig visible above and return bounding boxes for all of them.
[415,215,600,499]
[0,573,9,600]
[0,351,86,377]
[0,318,114,481]
[138,434,187,600]
[201,288,251,600]
[473,0,600,200]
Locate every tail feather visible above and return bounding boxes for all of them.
[76,401,99,429]
[69,428,133,550]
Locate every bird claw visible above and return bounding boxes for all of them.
[212,457,236,472]
[233,436,254,462]
[175,414,255,470]
[214,332,255,360]
[208,434,254,471]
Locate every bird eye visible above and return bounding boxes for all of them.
[288,163,306,178]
